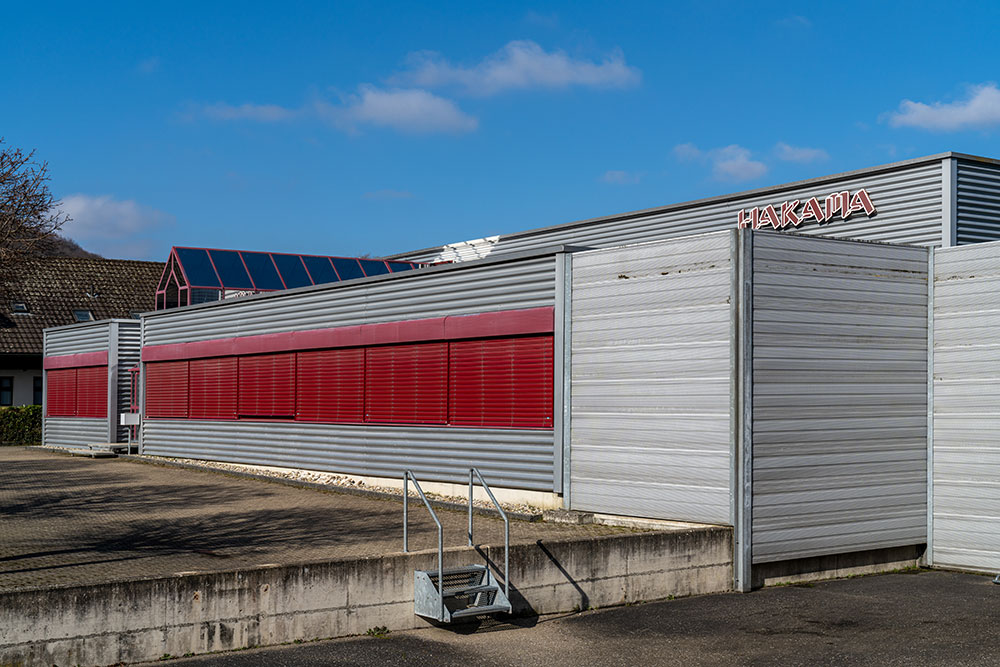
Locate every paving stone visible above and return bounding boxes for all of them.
[0,447,632,592]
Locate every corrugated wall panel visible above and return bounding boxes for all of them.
[43,322,110,357]
[141,420,554,491]
[956,159,1000,245]
[570,231,734,524]
[142,255,556,346]
[116,322,142,442]
[394,161,944,263]
[751,232,928,563]
[44,418,109,448]
[932,239,1000,571]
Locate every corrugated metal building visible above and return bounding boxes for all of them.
[41,151,1000,587]
[42,319,141,448]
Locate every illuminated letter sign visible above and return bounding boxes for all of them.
[737,188,877,229]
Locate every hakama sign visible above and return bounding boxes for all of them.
[737,189,876,230]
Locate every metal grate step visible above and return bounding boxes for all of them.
[450,604,511,619]
[441,583,497,597]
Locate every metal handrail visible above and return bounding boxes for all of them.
[403,470,443,617]
[468,467,510,600]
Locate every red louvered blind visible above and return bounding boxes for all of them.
[449,336,554,428]
[296,348,364,422]
[238,353,295,417]
[189,357,238,419]
[46,369,77,417]
[75,366,109,418]
[145,361,189,418]
[366,343,448,424]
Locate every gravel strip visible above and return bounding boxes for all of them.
[127,455,547,518]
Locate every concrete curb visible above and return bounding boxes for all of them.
[0,527,734,666]
[116,454,544,522]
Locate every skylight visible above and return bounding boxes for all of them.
[11,302,28,314]
[73,310,94,322]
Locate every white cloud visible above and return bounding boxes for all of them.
[323,86,478,134]
[601,170,640,184]
[886,83,1000,131]
[774,142,829,163]
[396,40,641,96]
[777,15,811,28]
[203,102,298,122]
[673,143,768,182]
[58,194,174,259]
[363,189,414,200]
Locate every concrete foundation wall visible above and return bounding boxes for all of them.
[0,527,732,667]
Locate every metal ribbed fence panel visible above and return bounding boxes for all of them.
[392,159,945,263]
[932,240,1000,571]
[751,232,928,564]
[569,231,735,524]
[143,255,556,346]
[141,421,554,491]
[956,159,1000,245]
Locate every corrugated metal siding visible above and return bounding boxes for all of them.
[395,162,944,263]
[932,240,1000,571]
[141,420,554,491]
[116,322,142,442]
[140,254,558,492]
[142,256,556,346]
[956,159,1000,245]
[751,232,928,563]
[44,322,110,356]
[44,418,108,448]
[569,231,734,524]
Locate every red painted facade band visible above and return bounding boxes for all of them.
[44,351,109,370]
[142,307,554,362]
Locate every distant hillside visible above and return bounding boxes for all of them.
[38,235,101,259]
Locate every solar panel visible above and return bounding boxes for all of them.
[175,248,221,287]
[302,256,339,284]
[241,252,284,290]
[331,257,365,281]
[272,254,313,288]
[357,259,390,276]
[208,250,254,289]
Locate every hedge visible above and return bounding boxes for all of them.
[0,405,42,445]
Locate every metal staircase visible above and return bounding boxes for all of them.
[404,468,512,623]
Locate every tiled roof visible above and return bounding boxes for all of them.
[0,257,164,356]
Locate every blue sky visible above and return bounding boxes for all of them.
[4,1,1000,259]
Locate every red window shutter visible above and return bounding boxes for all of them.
[189,357,238,419]
[145,361,189,418]
[296,348,364,422]
[238,353,295,417]
[449,336,554,428]
[366,343,448,424]
[46,368,77,417]
[75,366,109,418]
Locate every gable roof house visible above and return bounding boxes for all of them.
[0,257,164,406]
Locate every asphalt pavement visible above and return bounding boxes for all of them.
[154,569,1000,666]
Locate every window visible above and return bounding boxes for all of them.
[238,353,295,417]
[11,302,28,314]
[365,343,448,424]
[73,310,94,322]
[33,377,42,406]
[296,348,364,422]
[449,336,554,428]
[75,367,108,418]
[0,377,12,406]
[189,357,237,419]
[145,361,189,418]
[45,369,77,416]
